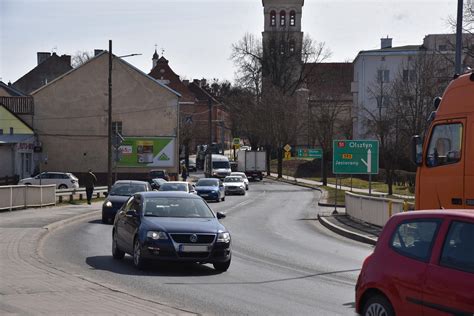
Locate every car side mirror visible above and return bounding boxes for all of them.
[216,212,226,219]
[126,210,138,218]
[411,135,423,166]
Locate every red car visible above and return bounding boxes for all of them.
[356,210,474,316]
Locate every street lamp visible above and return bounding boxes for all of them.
[107,39,142,190]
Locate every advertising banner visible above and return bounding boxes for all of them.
[117,137,176,167]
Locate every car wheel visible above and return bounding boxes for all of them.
[133,238,147,269]
[112,230,125,260]
[362,295,394,316]
[58,184,67,189]
[213,257,231,272]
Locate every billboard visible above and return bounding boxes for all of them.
[117,137,176,167]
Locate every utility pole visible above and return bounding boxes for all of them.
[207,97,213,177]
[455,0,464,74]
[107,40,113,191]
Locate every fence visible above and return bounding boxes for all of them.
[345,191,413,227]
[0,185,109,211]
[0,185,56,211]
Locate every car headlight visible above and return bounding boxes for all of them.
[212,190,218,193]
[104,201,112,207]
[147,231,168,240]
[217,232,231,243]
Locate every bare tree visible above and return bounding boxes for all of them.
[72,51,94,68]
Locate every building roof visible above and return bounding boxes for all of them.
[187,81,219,104]
[360,45,422,54]
[149,56,195,103]
[0,81,26,96]
[12,53,73,94]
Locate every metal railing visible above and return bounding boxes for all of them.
[55,186,108,203]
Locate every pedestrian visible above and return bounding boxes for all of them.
[85,169,97,205]
[181,164,188,182]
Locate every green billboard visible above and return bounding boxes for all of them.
[332,140,379,174]
[117,137,176,167]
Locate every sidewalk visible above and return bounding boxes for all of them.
[0,204,195,315]
[268,173,383,245]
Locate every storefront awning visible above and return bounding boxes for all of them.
[0,134,35,144]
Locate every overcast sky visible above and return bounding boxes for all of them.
[0,0,457,84]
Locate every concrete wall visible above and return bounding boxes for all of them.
[31,53,179,183]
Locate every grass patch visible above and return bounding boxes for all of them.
[323,185,346,205]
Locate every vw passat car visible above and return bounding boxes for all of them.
[102,180,152,224]
[194,178,225,202]
[223,176,246,195]
[111,191,232,272]
[356,210,474,316]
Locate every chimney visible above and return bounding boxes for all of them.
[94,49,104,56]
[37,52,51,65]
[381,37,392,49]
[61,54,71,66]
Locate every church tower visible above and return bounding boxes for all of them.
[262,0,304,87]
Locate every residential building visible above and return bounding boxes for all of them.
[19,51,180,184]
[12,52,73,95]
[351,34,474,139]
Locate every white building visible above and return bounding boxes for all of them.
[351,34,474,139]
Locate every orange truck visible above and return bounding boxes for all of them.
[412,72,474,210]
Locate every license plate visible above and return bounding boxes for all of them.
[180,245,209,252]
[200,194,208,197]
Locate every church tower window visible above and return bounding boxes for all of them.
[270,10,276,27]
[289,40,296,54]
[290,11,296,26]
[280,42,285,55]
[280,10,286,26]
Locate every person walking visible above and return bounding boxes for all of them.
[181,164,188,182]
[84,169,97,205]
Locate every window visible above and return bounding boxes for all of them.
[10,127,14,134]
[112,121,122,135]
[426,123,463,167]
[391,220,440,262]
[440,221,474,274]
[289,40,296,54]
[377,69,390,82]
[280,42,285,55]
[270,11,276,26]
[290,10,296,26]
[280,10,286,26]
[403,69,416,83]
[269,40,276,55]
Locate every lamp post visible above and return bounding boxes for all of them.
[107,39,142,190]
[455,0,464,74]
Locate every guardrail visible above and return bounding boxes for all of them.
[0,185,109,211]
[55,186,108,203]
[345,191,414,227]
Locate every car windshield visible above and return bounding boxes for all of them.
[159,183,188,191]
[225,177,242,183]
[213,161,229,169]
[152,178,167,185]
[143,197,214,218]
[109,183,146,196]
[196,180,218,187]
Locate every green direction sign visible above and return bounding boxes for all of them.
[332,140,379,174]
[297,148,323,158]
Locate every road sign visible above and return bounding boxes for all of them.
[283,144,292,152]
[333,140,379,174]
[297,148,322,159]
[284,151,291,160]
[233,138,240,145]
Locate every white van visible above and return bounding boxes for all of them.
[204,154,231,178]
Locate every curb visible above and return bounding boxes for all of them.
[43,209,100,232]
[317,214,377,246]
[318,202,345,208]
[267,175,323,193]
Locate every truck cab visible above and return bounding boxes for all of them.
[413,72,474,210]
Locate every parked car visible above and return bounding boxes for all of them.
[18,172,79,189]
[158,181,196,194]
[223,176,246,195]
[194,178,225,202]
[102,180,152,224]
[356,210,474,316]
[150,178,167,190]
[230,172,249,190]
[149,169,170,181]
[111,191,232,271]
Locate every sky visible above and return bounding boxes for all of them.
[0,0,458,84]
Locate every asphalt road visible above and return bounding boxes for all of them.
[41,179,372,315]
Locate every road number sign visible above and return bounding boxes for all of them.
[333,140,379,174]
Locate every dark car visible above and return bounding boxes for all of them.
[149,169,170,181]
[111,191,231,271]
[102,180,152,224]
[150,178,167,190]
[194,178,225,202]
[356,210,474,316]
